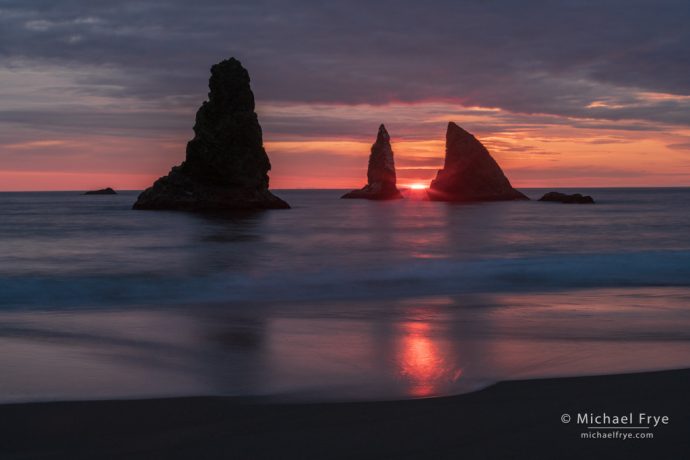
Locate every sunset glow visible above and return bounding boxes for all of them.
[408,183,428,190]
[2,99,690,191]
[1,3,690,191]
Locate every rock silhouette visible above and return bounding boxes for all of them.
[428,122,528,202]
[133,58,289,211]
[539,192,595,204]
[342,124,402,200]
[84,187,116,195]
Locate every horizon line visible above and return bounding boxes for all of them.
[2,186,690,193]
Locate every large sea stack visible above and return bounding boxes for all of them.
[133,58,289,211]
[428,122,528,202]
[342,124,403,200]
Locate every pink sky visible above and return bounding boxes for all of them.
[2,100,689,191]
[2,2,690,191]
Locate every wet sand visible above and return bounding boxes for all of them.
[1,368,689,459]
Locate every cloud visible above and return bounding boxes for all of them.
[1,0,689,123]
[1,0,690,188]
[667,142,690,151]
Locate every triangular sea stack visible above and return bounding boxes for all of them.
[133,58,289,211]
[428,122,528,202]
[342,124,402,200]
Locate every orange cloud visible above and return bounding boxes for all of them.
[3,101,690,191]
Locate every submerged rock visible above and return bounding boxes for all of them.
[428,122,528,202]
[539,192,595,204]
[342,124,403,200]
[133,58,289,211]
[84,187,117,195]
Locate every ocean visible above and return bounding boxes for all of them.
[2,188,690,402]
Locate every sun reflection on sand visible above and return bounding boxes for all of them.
[397,321,462,397]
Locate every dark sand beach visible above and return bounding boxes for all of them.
[2,368,688,459]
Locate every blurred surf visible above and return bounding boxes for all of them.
[2,188,690,308]
[2,188,690,402]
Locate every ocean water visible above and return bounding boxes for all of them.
[2,188,690,402]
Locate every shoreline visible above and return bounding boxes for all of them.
[2,368,689,459]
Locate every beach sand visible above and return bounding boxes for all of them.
[1,368,689,459]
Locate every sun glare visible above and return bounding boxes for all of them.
[409,183,428,190]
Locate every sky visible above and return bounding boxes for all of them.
[1,0,690,191]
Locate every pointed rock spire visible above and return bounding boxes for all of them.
[342,124,403,200]
[428,122,528,202]
[133,58,289,211]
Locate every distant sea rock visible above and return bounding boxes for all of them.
[84,187,117,195]
[428,122,528,202]
[539,192,595,204]
[133,58,289,211]
[342,124,403,200]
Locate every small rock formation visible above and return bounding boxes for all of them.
[84,187,117,195]
[428,122,528,202]
[133,58,289,211]
[342,124,403,200]
[539,192,595,204]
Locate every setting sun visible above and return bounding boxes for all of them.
[408,183,428,190]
